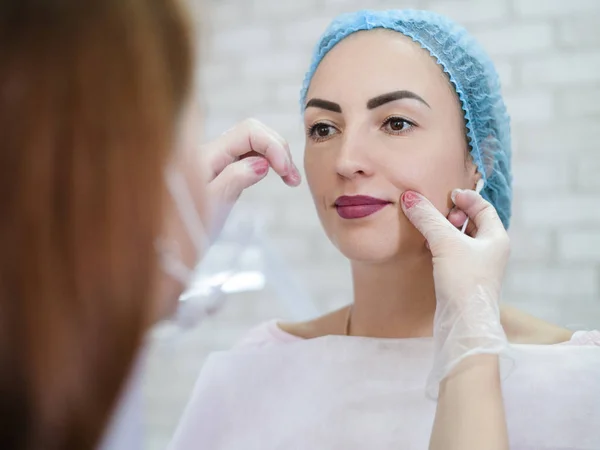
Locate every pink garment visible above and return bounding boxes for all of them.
[232,320,304,348]
[235,320,600,349]
[169,321,600,450]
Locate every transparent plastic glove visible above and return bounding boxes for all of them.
[401,189,511,399]
[155,117,302,323]
[204,118,302,236]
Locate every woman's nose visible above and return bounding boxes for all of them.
[335,134,374,180]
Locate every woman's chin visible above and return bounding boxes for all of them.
[330,227,427,263]
[333,238,401,263]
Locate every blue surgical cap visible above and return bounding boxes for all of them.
[300,10,513,229]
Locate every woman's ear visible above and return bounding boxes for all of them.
[466,156,481,190]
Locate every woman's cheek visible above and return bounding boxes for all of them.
[387,163,454,215]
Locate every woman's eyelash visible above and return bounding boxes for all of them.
[306,117,416,142]
[307,122,338,142]
[381,116,416,134]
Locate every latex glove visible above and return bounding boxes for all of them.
[166,114,302,263]
[401,189,511,398]
[203,118,301,235]
[157,117,301,320]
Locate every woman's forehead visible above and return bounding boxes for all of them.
[307,29,452,106]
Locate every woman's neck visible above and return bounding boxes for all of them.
[349,250,436,338]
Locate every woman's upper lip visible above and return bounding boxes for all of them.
[334,195,391,206]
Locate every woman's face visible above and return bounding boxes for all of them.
[303,29,478,263]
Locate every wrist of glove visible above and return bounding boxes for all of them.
[426,284,509,399]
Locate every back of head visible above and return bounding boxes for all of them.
[0,0,193,448]
[301,9,512,228]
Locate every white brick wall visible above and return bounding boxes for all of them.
[559,87,600,117]
[144,1,600,448]
[472,23,554,56]
[514,0,600,18]
[521,51,600,86]
[559,17,600,48]
[520,195,600,227]
[427,1,509,24]
[577,157,600,190]
[504,91,555,122]
[559,231,600,261]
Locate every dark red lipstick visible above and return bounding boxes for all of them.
[334,195,391,219]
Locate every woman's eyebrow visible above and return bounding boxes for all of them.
[305,98,342,113]
[366,90,431,109]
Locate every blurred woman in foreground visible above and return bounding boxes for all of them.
[3,2,588,450]
[0,1,303,448]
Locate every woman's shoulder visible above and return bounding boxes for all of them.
[233,306,599,350]
[232,319,304,350]
[501,304,599,346]
[278,307,348,339]
[233,308,348,350]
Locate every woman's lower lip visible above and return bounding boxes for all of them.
[336,204,389,219]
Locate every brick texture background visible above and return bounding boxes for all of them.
[143,1,600,448]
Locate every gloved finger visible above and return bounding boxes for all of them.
[207,156,269,206]
[401,190,460,249]
[451,189,504,238]
[447,207,477,236]
[204,118,301,186]
[253,120,303,186]
[447,207,467,228]
[255,120,288,150]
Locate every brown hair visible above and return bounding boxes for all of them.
[0,0,193,448]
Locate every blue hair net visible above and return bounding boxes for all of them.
[300,10,513,228]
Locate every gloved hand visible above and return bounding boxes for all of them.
[203,118,301,235]
[170,113,302,257]
[157,116,301,321]
[401,188,511,398]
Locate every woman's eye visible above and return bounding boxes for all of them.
[308,123,338,141]
[315,124,332,137]
[382,117,415,134]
